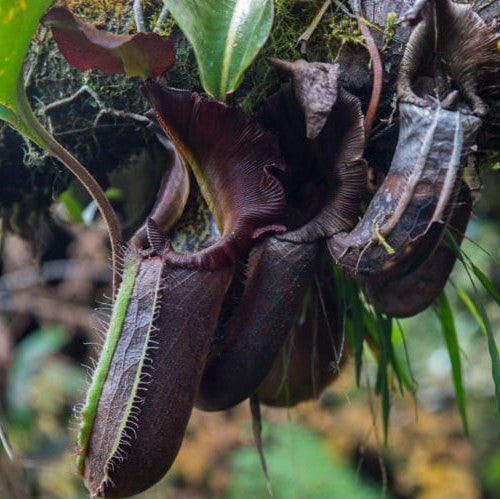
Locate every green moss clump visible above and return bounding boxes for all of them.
[65,0,131,31]
[234,0,367,112]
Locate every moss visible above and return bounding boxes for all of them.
[65,0,130,31]
[234,0,367,112]
[162,26,201,93]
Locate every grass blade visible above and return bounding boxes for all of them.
[446,232,500,415]
[436,292,468,434]
[394,320,418,393]
[446,231,500,305]
[469,262,500,306]
[373,311,392,444]
[456,287,500,414]
[350,280,365,386]
[334,271,365,387]
[456,287,486,335]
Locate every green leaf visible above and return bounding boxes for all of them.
[436,292,469,434]
[7,327,68,419]
[469,262,500,306]
[350,281,365,386]
[456,287,486,335]
[373,311,392,444]
[482,310,500,415]
[394,320,418,393]
[389,321,417,395]
[59,191,84,223]
[337,274,364,386]
[105,187,123,201]
[445,232,500,413]
[165,0,273,99]
[445,231,500,305]
[456,287,500,415]
[0,0,54,126]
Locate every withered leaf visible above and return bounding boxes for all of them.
[365,183,472,317]
[328,101,480,280]
[269,58,340,139]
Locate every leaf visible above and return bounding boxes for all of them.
[445,233,500,414]
[0,0,54,140]
[436,292,469,434]
[469,262,500,306]
[456,285,500,415]
[268,58,340,139]
[59,191,84,223]
[393,320,418,394]
[342,276,364,386]
[373,311,392,444]
[456,287,486,335]
[445,230,500,305]
[165,0,273,99]
[483,306,500,415]
[43,7,175,79]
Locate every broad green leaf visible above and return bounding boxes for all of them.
[0,0,53,126]
[436,292,469,434]
[165,0,273,99]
